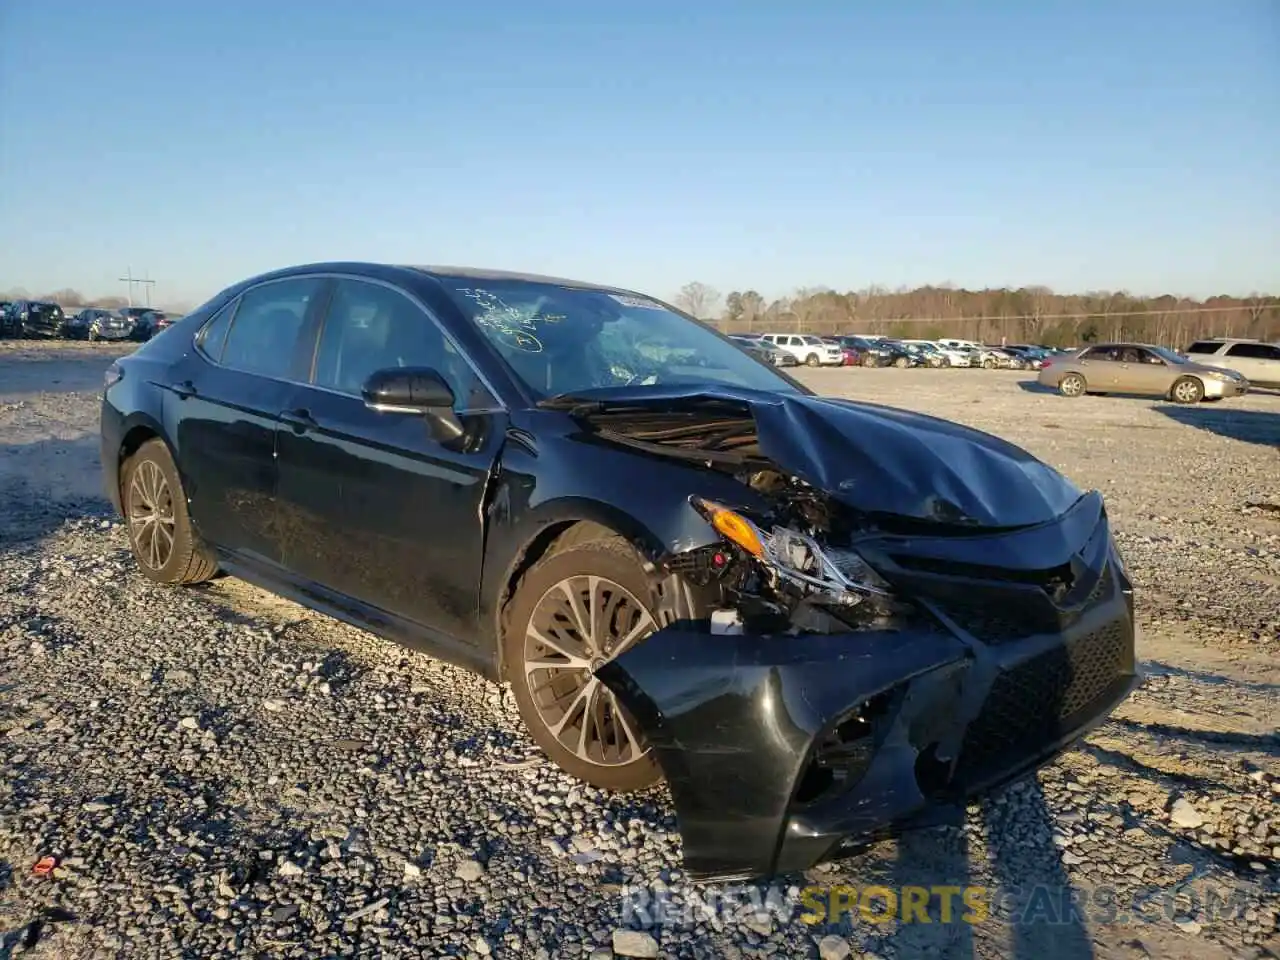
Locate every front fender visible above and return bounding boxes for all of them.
[478,419,772,650]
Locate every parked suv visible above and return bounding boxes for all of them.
[1184,338,1280,389]
[5,300,66,338]
[757,333,844,367]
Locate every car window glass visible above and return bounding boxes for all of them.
[1135,348,1163,364]
[197,301,236,362]
[1186,341,1219,354]
[1083,346,1116,361]
[314,279,493,408]
[1225,343,1274,359]
[438,278,798,399]
[221,278,321,378]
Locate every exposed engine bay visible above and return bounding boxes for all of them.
[565,401,945,636]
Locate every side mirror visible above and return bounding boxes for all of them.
[361,367,464,441]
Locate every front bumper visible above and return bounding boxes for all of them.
[1202,376,1248,398]
[597,496,1139,882]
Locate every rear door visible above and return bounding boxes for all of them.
[273,276,506,646]
[1077,346,1119,387]
[1223,342,1280,384]
[170,276,328,563]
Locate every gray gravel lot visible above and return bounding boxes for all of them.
[1,341,1278,959]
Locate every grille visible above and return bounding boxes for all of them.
[954,616,1131,784]
[930,563,1114,648]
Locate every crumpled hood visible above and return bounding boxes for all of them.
[562,384,1083,528]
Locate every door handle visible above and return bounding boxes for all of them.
[279,408,317,433]
[171,380,197,399]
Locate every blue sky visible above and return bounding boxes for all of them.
[1,1,1276,307]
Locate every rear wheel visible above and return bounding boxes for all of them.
[121,439,218,585]
[1058,373,1087,398]
[1171,376,1204,404]
[504,536,664,792]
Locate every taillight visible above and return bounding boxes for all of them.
[104,363,123,388]
[1041,360,1052,369]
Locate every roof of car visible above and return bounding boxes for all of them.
[1193,337,1260,343]
[233,262,653,302]
[404,264,632,293]
[1086,342,1165,350]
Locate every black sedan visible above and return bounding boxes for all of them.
[100,262,1139,881]
[65,307,134,341]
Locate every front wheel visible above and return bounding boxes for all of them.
[893,355,909,369]
[1171,376,1204,404]
[805,353,821,367]
[503,536,664,792]
[121,439,218,585]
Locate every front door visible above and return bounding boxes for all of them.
[273,277,506,646]
[1116,346,1174,395]
[171,277,328,564]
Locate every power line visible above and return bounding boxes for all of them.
[118,266,156,308]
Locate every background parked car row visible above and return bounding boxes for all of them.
[720,329,1277,389]
[0,302,180,341]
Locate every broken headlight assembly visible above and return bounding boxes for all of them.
[690,497,893,607]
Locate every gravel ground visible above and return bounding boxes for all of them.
[1,340,1277,960]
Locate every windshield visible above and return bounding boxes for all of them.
[1148,345,1187,364]
[436,278,800,400]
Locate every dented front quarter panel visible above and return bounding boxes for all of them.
[477,409,775,663]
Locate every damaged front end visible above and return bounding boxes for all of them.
[579,390,1140,882]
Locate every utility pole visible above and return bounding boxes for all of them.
[118,266,156,308]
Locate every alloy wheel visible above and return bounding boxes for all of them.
[1173,379,1201,403]
[523,575,656,768]
[1060,374,1085,397]
[127,460,177,570]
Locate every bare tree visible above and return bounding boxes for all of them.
[673,281,720,320]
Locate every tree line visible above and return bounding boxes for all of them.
[1,287,189,313]
[672,282,1280,348]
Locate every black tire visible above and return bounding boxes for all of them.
[805,353,821,367]
[1171,376,1204,404]
[1058,372,1087,398]
[121,439,218,585]
[503,534,664,792]
[893,355,909,369]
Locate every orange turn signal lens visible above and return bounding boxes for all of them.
[692,498,765,558]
